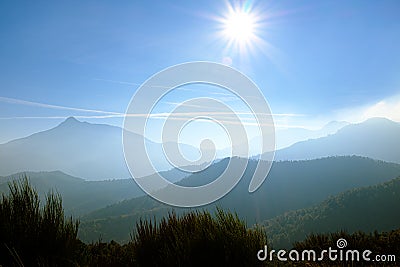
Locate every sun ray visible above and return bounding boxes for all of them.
[216,1,266,56]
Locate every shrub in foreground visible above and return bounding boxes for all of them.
[0,177,79,266]
[132,208,268,266]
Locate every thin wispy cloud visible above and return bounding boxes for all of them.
[163,101,304,117]
[163,101,233,111]
[0,96,122,115]
[0,115,125,120]
[93,78,142,87]
[141,115,276,127]
[0,95,306,129]
[334,94,400,123]
[141,109,299,119]
[361,97,400,122]
[93,78,172,89]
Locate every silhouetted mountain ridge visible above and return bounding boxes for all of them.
[0,117,198,180]
[0,168,187,216]
[78,156,400,242]
[274,120,349,149]
[274,117,400,163]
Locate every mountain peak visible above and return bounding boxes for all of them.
[63,116,80,123]
[362,117,396,125]
[59,116,81,126]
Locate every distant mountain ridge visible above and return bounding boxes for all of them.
[0,168,187,216]
[0,117,197,180]
[1,117,398,180]
[275,120,349,149]
[0,117,130,180]
[274,117,400,163]
[0,170,139,216]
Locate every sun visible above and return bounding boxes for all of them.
[217,2,264,54]
[223,9,256,44]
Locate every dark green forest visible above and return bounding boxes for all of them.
[79,156,400,243]
[263,176,400,248]
[0,177,399,266]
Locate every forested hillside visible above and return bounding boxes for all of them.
[79,156,400,242]
[263,176,400,249]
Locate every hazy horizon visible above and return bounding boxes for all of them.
[1,1,400,146]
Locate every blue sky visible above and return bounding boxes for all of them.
[0,0,400,144]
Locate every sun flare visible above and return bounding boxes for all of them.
[218,2,264,54]
[223,10,256,44]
